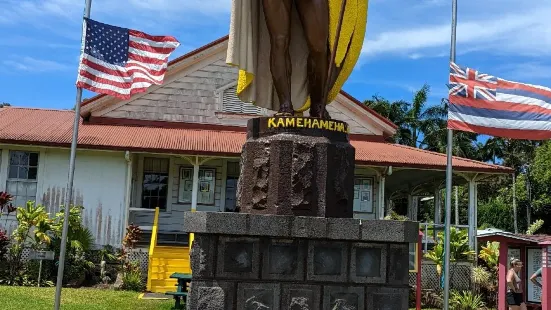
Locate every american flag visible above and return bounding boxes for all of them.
[76,18,180,100]
[448,62,551,139]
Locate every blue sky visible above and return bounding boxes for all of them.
[1,0,551,111]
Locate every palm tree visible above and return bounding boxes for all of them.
[363,85,482,159]
[363,95,412,145]
[364,84,449,148]
[404,84,444,148]
[479,137,505,164]
[417,98,481,159]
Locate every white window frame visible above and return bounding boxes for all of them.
[353,177,374,213]
[178,166,216,206]
[134,155,174,212]
[5,150,40,208]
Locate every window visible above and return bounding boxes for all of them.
[178,167,216,205]
[222,86,264,115]
[7,151,39,207]
[141,157,169,210]
[353,177,373,213]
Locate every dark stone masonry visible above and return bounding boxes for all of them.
[184,117,418,309]
[236,117,355,218]
[183,212,417,310]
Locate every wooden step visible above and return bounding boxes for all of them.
[149,272,184,281]
[149,285,179,293]
[150,278,177,286]
[150,257,190,266]
[152,248,190,258]
[149,262,191,272]
[155,245,190,251]
[147,245,192,294]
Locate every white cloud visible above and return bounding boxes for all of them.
[0,0,229,25]
[2,57,72,73]
[0,36,75,49]
[495,63,551,82]
[127,0,230,15]
[0,0,82,23]
[362,2,551,59]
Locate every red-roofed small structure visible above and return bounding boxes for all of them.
[478,231,551,310]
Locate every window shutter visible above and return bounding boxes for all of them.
[222,86,263,115]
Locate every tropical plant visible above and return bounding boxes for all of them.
[420,289,443,309]
[98,245,117,284]
[479,241,499,270]
[122,223,142,249]
[424,227,475,276]
[364,85,451,149]
[449,290,485,310]
[384,211,409,221]
[115,223,144,290]
[12,201,53,246]
[526,219,544,235]
[363,96,411,145]
[51,206,94,252]
[3,201,52,285]
[121,264,145,292]
[49,205,95,286]
[0,230,8,257]
[0,191,14,220]
[471,266,492,288]
[479,137,505,164]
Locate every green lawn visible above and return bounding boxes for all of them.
[0,286,174,310]
[0,286,440,310]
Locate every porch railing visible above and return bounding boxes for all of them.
[146,207,160,291]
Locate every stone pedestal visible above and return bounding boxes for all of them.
[237,117,355,218]
[184,212,418,310]
[183,116,417,309]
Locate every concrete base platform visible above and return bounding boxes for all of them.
[184,212,418,310]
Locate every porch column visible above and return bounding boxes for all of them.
[434,188,441,224]
[542,242,551,310]
[123,151,132,228]
[474,182,478,251]
[498,241,509,310]
[378,175,385,219]
[468,180,477,250]
[407,194,418,221]
[191,156,200,211]
[434,188,442,243]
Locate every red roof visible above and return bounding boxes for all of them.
[0,107,512,173]
[478,231,551,244]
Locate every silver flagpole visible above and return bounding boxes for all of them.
[443,0,457,308]
[53,0,92,309]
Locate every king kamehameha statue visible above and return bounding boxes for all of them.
[227,0,368,119]
[226,0,368,217]
[185,2,415,309]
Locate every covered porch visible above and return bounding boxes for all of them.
[125,138,512,249]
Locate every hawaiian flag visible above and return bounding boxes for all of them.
[76,18,180,100]
[448,62,551,140]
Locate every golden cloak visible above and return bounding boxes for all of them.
[226,0,369,113]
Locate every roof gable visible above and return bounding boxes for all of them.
[80,36,397,137]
